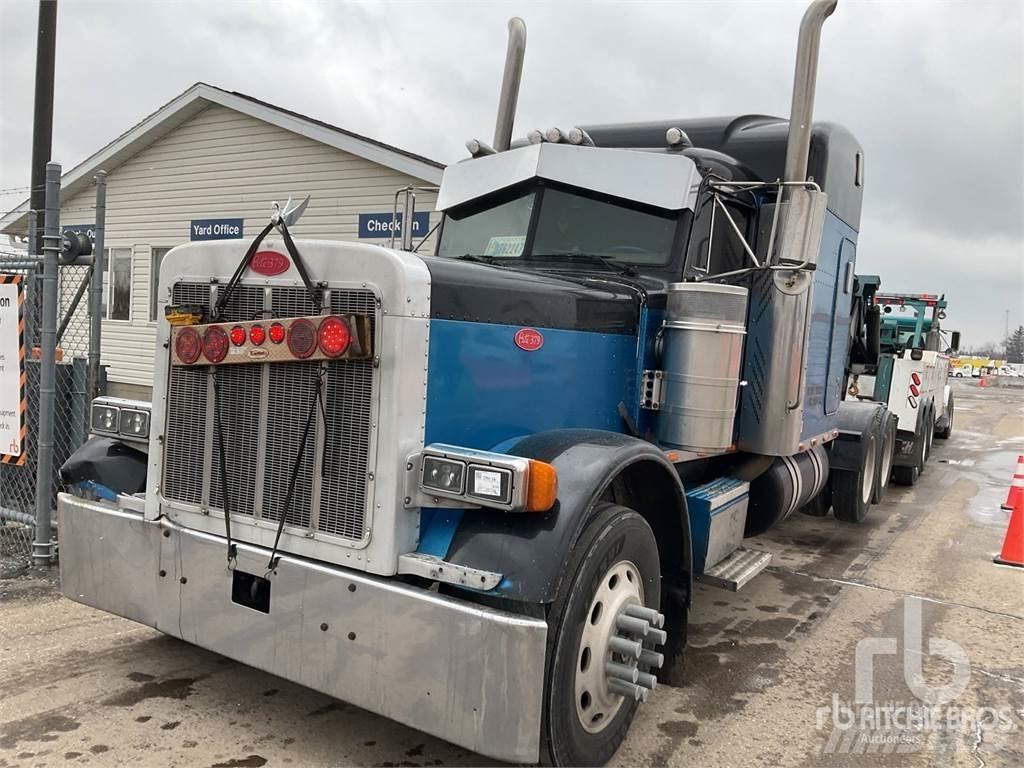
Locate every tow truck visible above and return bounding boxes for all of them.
[58,2,896,764]
[850,288,958,485]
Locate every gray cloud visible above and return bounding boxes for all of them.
[0,0,1020,345]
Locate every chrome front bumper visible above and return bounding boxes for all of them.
[58,494,547,763]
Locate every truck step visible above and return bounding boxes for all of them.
[697,547,772,591]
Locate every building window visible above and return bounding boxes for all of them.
[150,247,173,321]
[104,248,132,320]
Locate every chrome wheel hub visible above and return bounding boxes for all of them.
[574,560,666,734]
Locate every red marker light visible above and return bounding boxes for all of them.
[175,327,201,365]
[287,318,317,359]
[269,322,286,344]
[911,372,921,386]
[318,316,351,357]
[249,325,266,345]
[202,326,229,363]
[230,326,246,346]
[910,384,920,397]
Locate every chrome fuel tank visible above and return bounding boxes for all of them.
[655,283,748,452]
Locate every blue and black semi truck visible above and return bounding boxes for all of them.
[58,1,896,764]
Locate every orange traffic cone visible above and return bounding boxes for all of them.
[979,377,988,388]
[1001,455,1024,511]
[994,495,1024,568]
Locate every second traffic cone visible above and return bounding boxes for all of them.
[1001,455,1024,511]
[994,495,1024,568]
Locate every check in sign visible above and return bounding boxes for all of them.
[191,218,244,241]
[358,212,431,239]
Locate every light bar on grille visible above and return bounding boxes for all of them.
[170,314,372,366]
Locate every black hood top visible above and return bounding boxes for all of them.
[419,254,667,335]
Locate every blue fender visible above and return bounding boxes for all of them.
[443,428,692,605]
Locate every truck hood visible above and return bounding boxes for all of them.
[418,254,645,335]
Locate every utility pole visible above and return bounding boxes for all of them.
[29,0,58,255]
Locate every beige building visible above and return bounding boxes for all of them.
[0,83,443,399]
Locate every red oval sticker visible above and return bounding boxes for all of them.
[514,328,544,351]
[250,250,290,276]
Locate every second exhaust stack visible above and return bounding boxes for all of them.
[783,0,838,182]
[493,18,527,152]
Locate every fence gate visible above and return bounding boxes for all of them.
[0,164,104,576]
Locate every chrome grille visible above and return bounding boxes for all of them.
[161,281,377,544]
[319,290,378,539]
[162,282,211,505]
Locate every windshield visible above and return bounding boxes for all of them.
[438,186,678,267]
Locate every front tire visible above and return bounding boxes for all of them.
[543,504,661,767]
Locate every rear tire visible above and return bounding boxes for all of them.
[892,464,919,486]
[832,431,877,524]
[936,392,954,439]
[923,406,935,463]
[800,481,832,517]
[542,504,661,767]
[892,409,925,486]
[872,413,896,504]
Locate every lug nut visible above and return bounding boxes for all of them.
[606,661,639,684]
[607,678,643,701]
[624,603,665,628]
[608,636,642,659]
[615,614,650,637]
[646,627,668,646]
[636,671,658,691]
[640,648,665,669]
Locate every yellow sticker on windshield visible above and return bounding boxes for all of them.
[484,236,526,258]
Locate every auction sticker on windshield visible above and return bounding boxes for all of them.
[0,275,25,465]
[484,235,526,258]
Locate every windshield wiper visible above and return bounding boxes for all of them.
[454,254,510,266]
[527,252,638,277]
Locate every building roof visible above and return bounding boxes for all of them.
[0,82,444,233]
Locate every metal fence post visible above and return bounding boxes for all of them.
[88,171,106,401]
[33,162,60,567]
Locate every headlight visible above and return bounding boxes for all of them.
[90,396,152,445]
[119,409,150,439]
[91,404,120,433]
[421,456,466,495]
[467,465,512,504]
[416,444,557,513]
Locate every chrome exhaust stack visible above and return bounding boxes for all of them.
[492,17,527,152]
[783,0,838,182]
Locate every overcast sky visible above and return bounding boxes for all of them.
[0,0,1020,347]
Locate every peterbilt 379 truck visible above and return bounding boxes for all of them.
[59,1,897,764]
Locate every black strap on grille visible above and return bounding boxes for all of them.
[211,369,237,565]
[213,218,321,322]
[209,215,323,566]
[265,366,327,572]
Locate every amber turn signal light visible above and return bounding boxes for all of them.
[525,459,558,513]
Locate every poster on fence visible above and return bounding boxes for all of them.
[0,274,25,466]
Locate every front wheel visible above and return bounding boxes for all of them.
[543,504,663,767]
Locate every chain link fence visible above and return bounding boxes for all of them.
[0,168,103,576]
